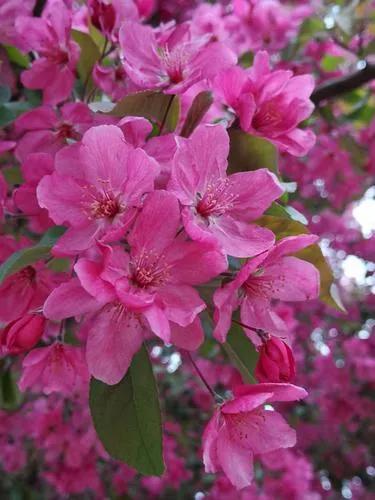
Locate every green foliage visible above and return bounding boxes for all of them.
[108,91,180,133]
[181,91,213,137]
[72,29,101,93]
[0,226,66,284]
[89,345,165,476]
[321,55,345,72]
[0,367,22,411]
[227,129,279,175]
[223,324,258,383]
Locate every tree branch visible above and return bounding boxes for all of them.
[311,62,375,105]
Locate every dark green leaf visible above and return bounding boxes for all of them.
[0,86,11,104]
[72,30,101,92]
[108,91,180,133]
[4,45,30,68]
[223,324,258,383]
[0,226,66,284]
[227,129,279,175]
[89,345,164,476]
[0,369,22,410]
[180,91,213,137]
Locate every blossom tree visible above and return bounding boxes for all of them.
[0,0,374,498]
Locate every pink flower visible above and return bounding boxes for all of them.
[0,314,46,355]
[213,235,320,344]
[89,0,139,41]
[37,124,159,255]
[13,153,54,233]
[168,124,282,257]
[202,383,307,489]
[14,103,96,162]
[0,0,35,48]
[119,21,236,94]
[255,337,296,383]
[0,263,55,323]
[44,191,226,384]
[214,51,316,156]
[18,343,88,395]
[16,0,80,105]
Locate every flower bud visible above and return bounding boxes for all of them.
[1,314,45,355]
[255,337,296,383]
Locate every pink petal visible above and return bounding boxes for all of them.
[224,409,296,455]
[170,317,204,351]
[216,425,254,489]
[228,169,283,221]
[262,256,320,301]
[210,216,275,258]
[128,190,180,255]
[143,305,171,342]
[86,305,144,385]
[43,278,102,320]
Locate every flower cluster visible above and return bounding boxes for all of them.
[0,0,373,497]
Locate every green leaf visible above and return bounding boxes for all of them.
[72,30,101,92]
[180,91,213,137]
[227,129,278,175]
[239,51,254,68]
[257,216,345,311]
[89,345,164,476]
[298,17,325,44]
[0,86,11,104]
[0,101,33,127]
[108,91,180,132]
[4,45,30,68]
[223,324,258,383]
[0,226,66,284]
[0,369,22,410]
[320,55,345,72]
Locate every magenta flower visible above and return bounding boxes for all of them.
[0,0,34,48]
[0,314,46,355]
[214,51,316,156]
[18,343,88,395]
[202,383,307,489]
[168,124,283,257]
[255,337,296,383]
[16,0,80,105]
[119,21,236,94]
[14,103,96,162]
[44,191,226,384]
[13,153,54,233]
[37,125,159,255]
[213,235,320,343]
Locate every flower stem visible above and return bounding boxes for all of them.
[186,351,217,400]
[159,95,174,135]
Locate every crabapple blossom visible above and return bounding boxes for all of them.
[37,124,159,255]
[120,21,236,93]
[168,124,283,257]
[203,383,307,489]
[214,51,316,156]
[213,234,320,344]
[15,0,80,105]
[255,337,296,383]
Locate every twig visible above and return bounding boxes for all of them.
[311,62,375,104]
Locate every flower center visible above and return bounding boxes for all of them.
[90,193,122,220]
[253,100,283,132]
[160,46,188,84]
[131,250,170,289]
[196,178,237,218]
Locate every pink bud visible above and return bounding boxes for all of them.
[255,337,296,383]
[1,314,45,355]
